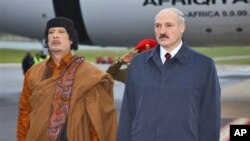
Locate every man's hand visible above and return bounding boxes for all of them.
[120,50,138,64]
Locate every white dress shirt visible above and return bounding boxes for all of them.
[160,41,183,64]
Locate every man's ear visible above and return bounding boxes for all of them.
[180,24,185,34]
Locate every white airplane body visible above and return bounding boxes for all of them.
[0,0,249,47]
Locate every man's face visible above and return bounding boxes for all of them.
[154,10,185,49]
[48,27,72,53]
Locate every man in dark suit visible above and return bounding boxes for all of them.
[21,51,34,74]
[117,7,221,141]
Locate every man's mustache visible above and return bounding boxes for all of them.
[159,34,169,39]
[51,40,61,44]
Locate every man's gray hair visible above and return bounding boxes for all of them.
[156,7,185,25]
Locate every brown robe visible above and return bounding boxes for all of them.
[25,60,117,141]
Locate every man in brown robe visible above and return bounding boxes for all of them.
[17,17,117,141]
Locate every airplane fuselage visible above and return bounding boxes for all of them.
[0,0,249,47]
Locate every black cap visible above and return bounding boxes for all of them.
[44,17,78,50]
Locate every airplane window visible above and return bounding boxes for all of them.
[42,13,47,18]
[205,28,212,33]
[236,27,243,32]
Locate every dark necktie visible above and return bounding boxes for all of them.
[165,53,171,61]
